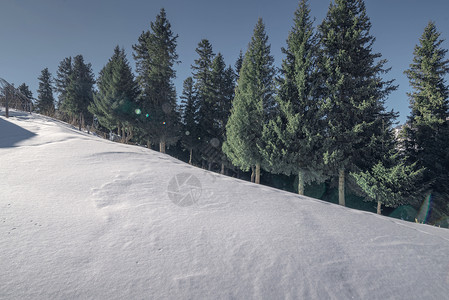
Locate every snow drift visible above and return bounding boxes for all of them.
[1,110,449,299]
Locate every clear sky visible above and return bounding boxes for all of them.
[1,0,449,124]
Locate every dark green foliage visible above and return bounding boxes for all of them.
[133,8,180,152]
[18,83,33,112]
[388,205,418,222]
[180,76,199,163]
[191,39,216,164]
[18,83,33,100]
[89,46,139,140]
[55,57,73,110]
[351,157,424,211]
[402,21,449,217]
[62,55,95,130]
[207,53,235,168]
[188,41,235,169]
[235,50,244,80]
[318,0,397,204]
[261,0,325,194]
[36,68,55,116]
[223,18,275,179]
[303,181,327,199]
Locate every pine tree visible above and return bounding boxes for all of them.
[18,83,33,100]
[261,0,324,195]
[352,113,425,214]
[402,21,449,218]
[191,39,216,167]
[36,68,55,116]
[133,8,180,153]
[89,46,139,142]
[235,50,244,80]
[17,83,33,112]
[223,18,275,184]
[318,0,397,206]
[351,157,424,215]
[210,54,235,173]
[62,55,95,130]
[180,77,199,164]
[55,57,72,110]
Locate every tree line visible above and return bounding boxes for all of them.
[21,0,448,224]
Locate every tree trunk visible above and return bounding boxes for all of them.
[377,200,382,215]
[78,112,82,131]
[147,140,151,149]
[298,169,305,195]
[189,149,193,165]
[221,163,225,175]
[255,163,261,184]
[208,161,212,171]
[5,89,9,118]
[159,140,166,153]
[339,168,345,206]
[125,127,133,144]
[250,166,255,183]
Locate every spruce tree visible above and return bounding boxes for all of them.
[191,39,216,167]
[352,157,424,215]
[402,21,449,218]
[18,83,33,100]
[318,0,397,206]
[235,50,244,81]
[261,0,323,195]
[223,18,275,184]
[55,57,73,110]
[210,54,235,173]
[89,46,139,142]
[36,68,55,116]
[18,83,33,112]
[62,55,95,130]
[180,77,199,164]
[133,8,180,153]
[352,114,425,214]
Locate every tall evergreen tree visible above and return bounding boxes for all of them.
[133,8,180,153]
[36,68,55,116]
[18,83,33,100]
[180,77,199,164]
[261,0,324,195]
[210,53,235,173]
[191,39,216,167]
[402,21,449,218]
[223,18,276,184]
[62,55,95,130]
[55,57,73,110]
[89,46,139,142]
[318,0,397,206]
[352,112,425,214]
[235,50,244,81]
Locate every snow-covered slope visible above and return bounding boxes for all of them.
[1,111,449,299]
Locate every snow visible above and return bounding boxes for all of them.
[1,110,449,299]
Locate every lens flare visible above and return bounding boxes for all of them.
[135,109,141,115]
[146,114,149,118]
[417,194,432,223]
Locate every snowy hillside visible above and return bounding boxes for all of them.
[1,111,449,299]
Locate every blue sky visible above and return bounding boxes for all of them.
[1,0,449,124]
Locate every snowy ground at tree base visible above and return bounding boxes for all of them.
[1,110,449,299]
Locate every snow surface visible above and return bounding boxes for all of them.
[1,110,449,299]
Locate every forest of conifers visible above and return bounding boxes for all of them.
[16,0,449,226]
